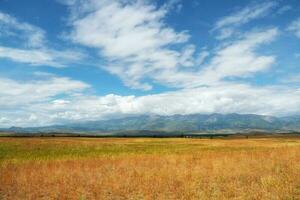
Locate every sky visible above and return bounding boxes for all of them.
[0,0,300,127]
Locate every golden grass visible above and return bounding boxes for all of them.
[0,137,300,200]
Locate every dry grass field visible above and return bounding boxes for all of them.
[0,137,300,200]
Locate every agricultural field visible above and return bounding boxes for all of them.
[0,137,300,200]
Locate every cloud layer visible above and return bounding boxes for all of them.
[1,76,300,127]
[0,0,300,127]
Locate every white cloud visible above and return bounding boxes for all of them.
[0,11,45,47]
[0,74,90,126]
[150,28,278,88]
[214,2,276,29]
[0,76,89,108]
[195,50,209,65]
[64,0,279,90]
[281,74,300,84]
[164,0,183,13]
[201,28,278,82]
[0,46,85,67]
[66,0,190,90]
[0,0,297,127]
[0,11,85,67]
[212,2,277,39]
[215,28,236,40]
[288,18,300,38]
[1,79,300,127]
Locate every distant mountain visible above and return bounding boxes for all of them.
[3,113,300,135]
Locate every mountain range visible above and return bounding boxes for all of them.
[2,113,300,136]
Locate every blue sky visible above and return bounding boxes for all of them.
[0,0,300,127]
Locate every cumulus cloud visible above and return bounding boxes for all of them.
[1,80,300,127]
[0,76,89,108]
[0,75,90,127]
